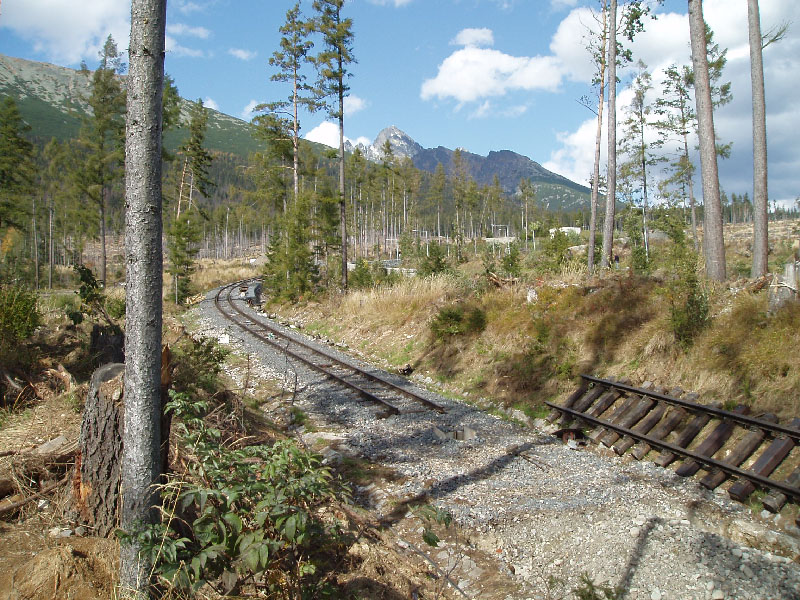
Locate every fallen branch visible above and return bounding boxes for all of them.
[0,474,70,518]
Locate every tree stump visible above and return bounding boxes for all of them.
[74,348,173,537]
[75,363,125,537]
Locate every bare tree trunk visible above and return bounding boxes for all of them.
[339,85,348,290]
[689,0,726,281]
[120,0,167,596]
[600,0,617,269]
[49,196,54,289]
[32,197,39,289]
[589,0,608,272]
[748,0,768,278]
[100,187,107,287]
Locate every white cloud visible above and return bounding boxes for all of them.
[0,0,129,65]
[202,97,219,111]
[550,0,579,10]
[240,99,260,121]
[421,47,562,104]
[165,35,204,58]
[344,95,367,116]
[304,121,370,149]
[228,48,257,61]
[451,28,494,48]
[167,23,211,39]
[175,1,204,14]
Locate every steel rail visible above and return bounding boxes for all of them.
[581,374,800,441]
[213,281,445,414]
[545,400,800,501]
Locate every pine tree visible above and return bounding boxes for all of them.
[166,211,201,304]
[260,3,318,202]
[619,61,660,261]
[655,64,699,248]
[313,0,355,289]
[0,97,35,232]
[75,35,126,286]
[177,98,214,217]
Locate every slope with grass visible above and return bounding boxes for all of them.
[274,223,800,422]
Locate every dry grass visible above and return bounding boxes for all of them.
[190,258,260,293]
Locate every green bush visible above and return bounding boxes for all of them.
[0,285,40,343]
[172,336,229,394]
[418,242,450,277]
[130,392,342,596]
[349,259,373,289]
[430,303,487,339]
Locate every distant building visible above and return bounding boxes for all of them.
[548,226,581,238]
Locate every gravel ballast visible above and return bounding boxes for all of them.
[189,290,800,599]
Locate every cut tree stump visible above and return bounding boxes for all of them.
[75,363,125,537]
[73,347,173,537]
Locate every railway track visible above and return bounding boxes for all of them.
[213,280,446,417]
[547,375,800,523]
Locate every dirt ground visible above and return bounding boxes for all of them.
[0,353,503,600]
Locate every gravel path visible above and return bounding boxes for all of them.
[189,290,800,600]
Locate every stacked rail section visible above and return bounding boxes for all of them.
[547,375,800,523]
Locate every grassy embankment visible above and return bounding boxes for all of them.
[269,221,800,421]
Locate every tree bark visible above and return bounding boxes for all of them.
[600,0,617,269]
[748,0,768,278]
[689,0,726,281]
[76,363,125,537]
[339,79,348,290]
[121,0,167,596]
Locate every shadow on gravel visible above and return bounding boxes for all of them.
[378,442,538,527]
[341,576,415,600]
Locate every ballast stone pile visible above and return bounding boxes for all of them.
[191,291,800,600]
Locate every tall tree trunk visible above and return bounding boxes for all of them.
[100,188,107,286]
[748,0,768,278]
[600,0,617,269]
[48,196,54,289]
[588,0,608,272]
[121,0,167,595]
[689,0,726,281]
[339,82,348,290]
[32,197,39,289]
[682,132,700,249]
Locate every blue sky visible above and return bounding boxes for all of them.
[1,0,798,205]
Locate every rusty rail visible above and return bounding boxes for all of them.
[546,375,800,522]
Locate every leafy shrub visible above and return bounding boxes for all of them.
[132,392,341,596]
[0,285,40,343]
[105,296,126,320]
[430,303,487,339]
[172,336,229,394]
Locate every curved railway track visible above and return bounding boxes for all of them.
[213,280,446,416]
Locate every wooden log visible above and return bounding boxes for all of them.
[587,386,624,418]
[729,417,800,502]
[763,465,800,513]
[0,436,79,499]
[614,402,667,456]
[558,384,607,428]
[632,406,687,460]
[601,394,655,447]
[655,402,721,467]
[631,391,696,461]
[588,393,639,443]
[675,405,750,477]
[700,414,778,490]
[547,379,590,423]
